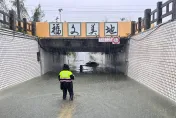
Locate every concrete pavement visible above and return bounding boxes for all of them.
[0,72,176,118]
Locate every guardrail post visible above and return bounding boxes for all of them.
[157,2,162,25]
[135,23,138,33]
[131,21,135,35]
[23,18,27,33]
[144,9,151,30]
[138,17,142,32]
[9,10,16,31]
[18,21,22,32]
[80,65,83,73]
[32,21,36,36]
[3,14,6,23]
[172,0,176,20]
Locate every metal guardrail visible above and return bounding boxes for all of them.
[0,10,10,26]
[0,10,35,35]
[132,0,176,34]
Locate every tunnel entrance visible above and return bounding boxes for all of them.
[66,52,105,73]
[39,38,129,74]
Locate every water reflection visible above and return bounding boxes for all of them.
[66,52,106,73]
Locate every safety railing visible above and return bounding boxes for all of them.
[0,10,36,36]
[0,10,10,28]
[131,0,176,35]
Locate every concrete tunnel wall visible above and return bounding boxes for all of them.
[0,29,41,90]
[128,20,176,102]
[40,49,65,74]
[105,44,129,74]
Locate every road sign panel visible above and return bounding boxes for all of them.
[105,22,118,36]
[86,23,99,36]
[99,37,120,44]
[68,22,81,36]
[112,37,120,44]
[49,22,63,36]
[98,37,112,42]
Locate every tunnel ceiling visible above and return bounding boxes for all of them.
[39,38,128,53]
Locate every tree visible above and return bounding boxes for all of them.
[1,0,8,12]
[11,0,25,9]
[31,4,45,22]
[11,0,26,19]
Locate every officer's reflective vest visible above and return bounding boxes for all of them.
[59,70,73,82]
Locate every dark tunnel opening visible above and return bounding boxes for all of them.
[39,38,129,75]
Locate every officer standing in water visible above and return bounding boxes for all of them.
[58,64,74,100]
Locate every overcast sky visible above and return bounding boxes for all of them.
[7,0,168,22]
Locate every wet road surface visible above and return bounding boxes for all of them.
[0,72,176,118]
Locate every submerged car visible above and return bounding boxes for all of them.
[85,61,99,67]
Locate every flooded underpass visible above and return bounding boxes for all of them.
[0,71,176,118]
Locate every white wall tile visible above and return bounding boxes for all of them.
[128,21,176,102]
[0,33,41,90]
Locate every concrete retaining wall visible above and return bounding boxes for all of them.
[116,51,128,74]
[40,49,65,74]
[105,48,128,74]
[128,21,176,102]
[0,29,41,90]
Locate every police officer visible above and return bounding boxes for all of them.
[58,64,74,100]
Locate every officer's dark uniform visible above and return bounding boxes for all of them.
[58,64,74,100]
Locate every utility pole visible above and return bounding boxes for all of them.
[17,0,22,31]
[58,9,63,22]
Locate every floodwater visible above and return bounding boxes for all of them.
[66,52,106,72]
[0,71,176,118]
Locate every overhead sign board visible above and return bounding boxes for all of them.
[68,22,81,36]
[86,23,99,36]
[105,22,118,36]
[49,22,63,36]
